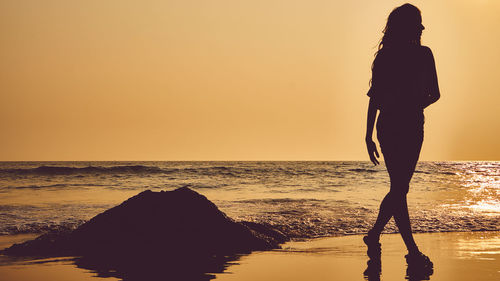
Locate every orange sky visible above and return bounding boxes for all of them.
[1,0,499,161]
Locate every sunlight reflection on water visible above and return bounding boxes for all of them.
[457,162,500,215]
[456,232,500,260]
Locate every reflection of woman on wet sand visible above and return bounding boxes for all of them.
[364,3,440,269]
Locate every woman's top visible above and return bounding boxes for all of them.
[367,45,439,115]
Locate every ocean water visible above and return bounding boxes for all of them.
[0,161,498,238]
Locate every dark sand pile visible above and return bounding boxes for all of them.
[2,187,288,280]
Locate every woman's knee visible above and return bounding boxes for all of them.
[389,184,409,197]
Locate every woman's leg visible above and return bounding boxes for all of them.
[369,134,422,255]
[392,190,419,254]
[369,190,395,240]
[384,137,422,254]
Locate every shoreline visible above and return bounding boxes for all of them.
[0,231,498,281]
[0,234,38,251]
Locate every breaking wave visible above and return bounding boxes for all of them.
[0,165,165,175]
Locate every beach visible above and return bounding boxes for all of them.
[0,161,498,280]
[0,231,498,281]
[2,0,499,280]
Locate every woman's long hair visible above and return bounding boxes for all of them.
[378,3,423,51]
[371,4,424,84]
[378,3,423,50]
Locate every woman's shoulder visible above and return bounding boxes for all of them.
[418,45,434,58]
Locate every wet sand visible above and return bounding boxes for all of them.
[215,231,500,281]
[0,231,498,281]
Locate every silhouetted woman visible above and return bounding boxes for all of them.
[364,4,439,269]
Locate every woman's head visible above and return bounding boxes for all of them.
[379,3,424,49]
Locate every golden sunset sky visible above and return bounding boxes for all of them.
[1,0,499,161]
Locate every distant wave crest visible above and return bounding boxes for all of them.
[0,164,334,178]
[0,165,166,175]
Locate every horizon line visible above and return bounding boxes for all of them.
[0,159,498,162]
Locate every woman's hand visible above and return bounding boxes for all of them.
[366,138,380,165]
[365,98,380,165]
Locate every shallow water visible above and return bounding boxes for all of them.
[1,232,498,281]
[0,161,498,237]
[215,232,500,281]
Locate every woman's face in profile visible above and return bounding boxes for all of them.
[406,14,424,40]
[417,21,425,37]
[392,10,425,42]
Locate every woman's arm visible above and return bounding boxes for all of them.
[365,97,380,165]
[422,48,440,108]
